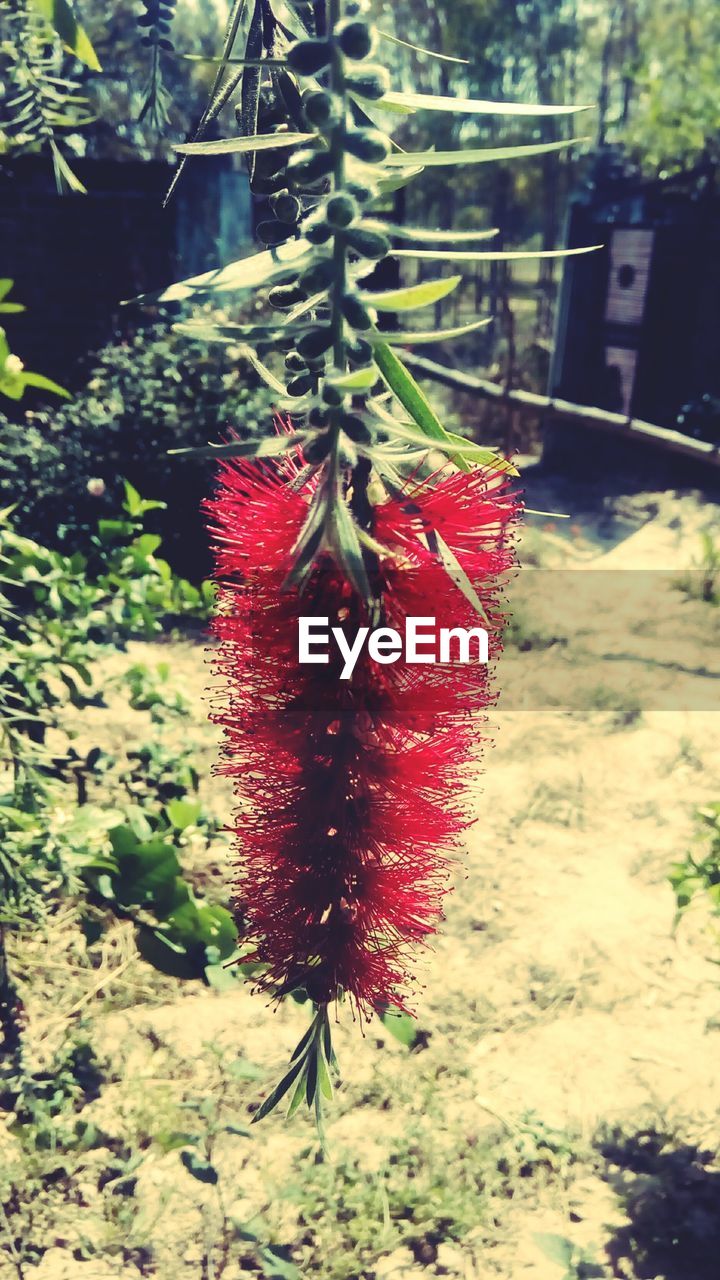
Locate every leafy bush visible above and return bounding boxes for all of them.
[0,325,274,579]
[0,485,232,1060]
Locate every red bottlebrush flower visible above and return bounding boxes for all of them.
[205,451,519,1019]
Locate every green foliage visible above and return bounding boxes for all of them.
[79,804,236,982]
[675,532,720,606]
[533,1233,604,1278]
[0,325,274,575]
[0,486,218,972]
[120,661,191,720]
[624,0,720,173]
[0,0,97,192]
[0,280,69,402]
[670,803,720,923]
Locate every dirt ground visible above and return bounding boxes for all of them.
[5,475,720,1280]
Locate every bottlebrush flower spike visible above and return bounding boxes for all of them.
[205,453,519,1056]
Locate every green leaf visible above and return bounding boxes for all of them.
[392,245,604,263]
[374,223,499,245]
[164,0,247,205]
[204,962,239,991]
[136,926,197,979]
[126,239,310,306]
[0,303,25,315]
[372,342,470,472]
[369,317,491,346]
[18,371,71,399]
[360,275,462,312]
[286,1068,309,1119]
[252,1055,306,1123]
[283,491,329,593]
[259,1245,301,1280]
[162,900,237,959]
[166,798,202,830]
[169,433,305,461]
[173,319,293,343]
[28,0,101,70]
[384,138,588,168]
[114,841,182,906]
[317,1045,333,1101]
[180,1151,219,1185]
[373,166,426,195]
[331,366,378,391]
[377,30,469,64]
[330,489,373,603]
[380,90,590,117]
[175,132,314,157]
[0,281,13,302]
[433,530,490,625]
[532,1233,575,1269]
[50,140,87,194]
[378,1005,420,1048]
[236,345,289,397]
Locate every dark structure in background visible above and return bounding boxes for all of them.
[545,153,720,476]
[0,155,252,388]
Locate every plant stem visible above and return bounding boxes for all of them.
[327,0,346,480]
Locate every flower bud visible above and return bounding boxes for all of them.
[287,38,333,75]
[336,18,374,60]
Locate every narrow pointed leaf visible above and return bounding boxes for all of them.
[377,30,469,64]
[20,371,71,398]
[372,342,470,472]
[50,141,86,194]
[332,366,378,391]
[384,138,589,168]
[241,0,264,184]
[291,1016,319,1063]
[29,0,101,70]
[236,344,288,396]
[433,530,490,624]
[126,240,310,305]
[174,319,310,344]
[178,53,287,66]
[168,433,304,460]
[317,1046,333,1101]
[165,0,248,204]
[286,1067,309,1118]
[376,223,499,245]
[368,317,491,346]
[252,1055,306,1123]
[392,244,604,262]
[360,275,462,312]
[380,90,591,117]
[175,131,314,157]
[330,493,373,602]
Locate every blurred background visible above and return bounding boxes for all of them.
[1,3,720,1279]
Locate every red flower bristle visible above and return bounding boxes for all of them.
[204,446,519,1018]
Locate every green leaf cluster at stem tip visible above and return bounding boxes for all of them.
[149,0,598,602]
[252,1004,337,1132]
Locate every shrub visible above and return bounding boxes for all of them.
[0,325,274,580]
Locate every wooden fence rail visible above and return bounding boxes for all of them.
[401,352,720,469]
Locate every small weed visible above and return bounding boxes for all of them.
[119,662,191,721]
[675,531,720,605]
[517,779,585,827]
[579,684,643,729]
[534,1232,605,1278]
